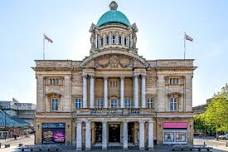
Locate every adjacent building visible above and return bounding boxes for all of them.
[0,98,36,125]
[33,1,196,150]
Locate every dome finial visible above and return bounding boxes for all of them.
[109,1,118,10]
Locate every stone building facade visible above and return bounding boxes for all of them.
[33,1,196,150]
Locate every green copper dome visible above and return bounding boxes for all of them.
[97,1,130,27]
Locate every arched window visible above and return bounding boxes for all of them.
[169,97,177,111]
[118,36,121,45]
[112,35,115,44]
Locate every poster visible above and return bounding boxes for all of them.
[42,123,65,144]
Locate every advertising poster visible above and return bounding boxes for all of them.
[42,123,65,144]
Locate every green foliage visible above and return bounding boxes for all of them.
[194,83,228,134]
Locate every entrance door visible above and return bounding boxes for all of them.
[109,124,120,142]
[95,122,102,143]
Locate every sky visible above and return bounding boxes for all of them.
[0,0,227,106]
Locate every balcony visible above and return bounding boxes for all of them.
[73,108,155,117]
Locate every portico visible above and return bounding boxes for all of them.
[75,118,154,150]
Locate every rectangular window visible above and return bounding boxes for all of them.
[163,129,187,144]
[170,78,179,85]
[124,98,131,108]
[111,99,118,108]
[95,99,104,108]
[147,97,153,108]
[75,98,82,109]
[169,97,177,111]
[51,98,59,111]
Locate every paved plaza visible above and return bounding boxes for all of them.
[0,135,228,152]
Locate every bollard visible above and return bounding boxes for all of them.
[226,141,228,147]
[0,143,1,148]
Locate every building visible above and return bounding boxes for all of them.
[193,98,212,114]
[0,98,36,125]
[33,1,196,150]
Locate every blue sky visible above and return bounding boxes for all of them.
[0,0,227,106]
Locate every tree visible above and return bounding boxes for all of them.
[204,95,228,133]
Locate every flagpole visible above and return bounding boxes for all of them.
[43,33,45,60]
[184,32,186,60]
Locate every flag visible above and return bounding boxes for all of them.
[43,34,53,43]
[185,33,193,42]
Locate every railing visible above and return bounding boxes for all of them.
[73,108,154,117]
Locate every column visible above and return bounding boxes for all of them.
[95,34,98,48]
[139,121,145,150]
[90,76,94,108]
[76,121,82,151]
[134,75,139,108]
[120,77,125,108]
[148,121,154,149]
[141,75,146,108]
[83,76,87,108]
[85,121,91,150]
[123,121,128,149]
[121,34,125,46]
[109,33,112,45]
[104,77,108,108]
[103,35,106,46]
[102,121,108,150]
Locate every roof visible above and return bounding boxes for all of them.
[97,1,130,27]
[0,110,29,128]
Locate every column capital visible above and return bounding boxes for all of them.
[133,73,139,77]
[76,120,82,124]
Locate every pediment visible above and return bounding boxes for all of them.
[80,50,148,69]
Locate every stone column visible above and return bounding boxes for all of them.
[103,35,106,46]
[83,76,87,108]
[139,121,145,150]
[104,77,108,108]
[102,121,108,150]
[134,75,139,108]
[123,121,128,149]
[85,121,91,150]
[76,121,82,151]
[121,34,125,46]
[141,75,146,108]
[109,33,112,45]
[90,76,94,108]
[148,121,154,149]
[120,77,125,108]
[185,74,193,111]
[95,34,98,48]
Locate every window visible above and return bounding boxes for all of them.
[101,38,103,47]
[124,37,127,46]
[96,99,104,108]
[47,77,63,86]
[112,35,115,44]
[109,80,118,88]
[147,97,153,108]
[170,78,179,85]
[51,98,59,111]
[111,99,118,108]
[106,36,109,44]
[75,98,82,109]
[163,129,187,144]
[124,98,131,108]
[118,36,121,44]
[169,97,177,111]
